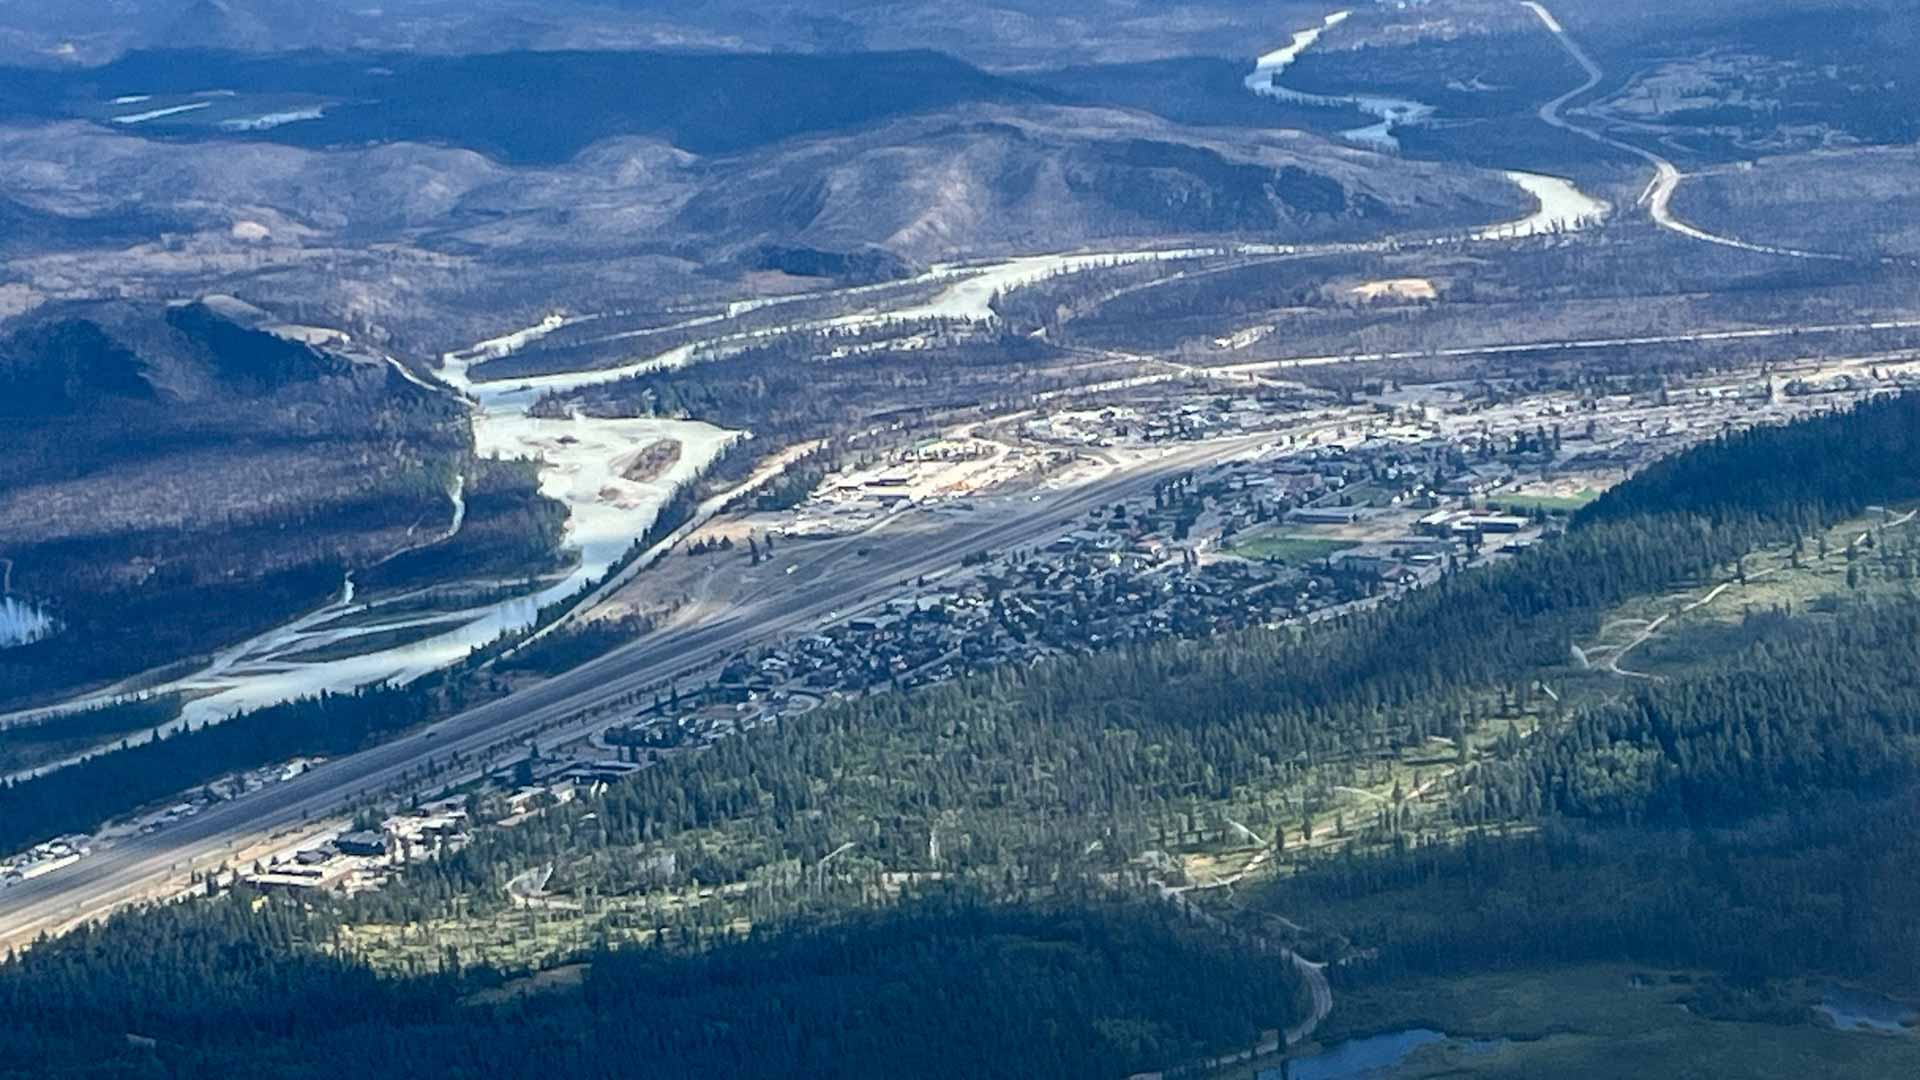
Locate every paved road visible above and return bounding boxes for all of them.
[1214,315,1920,377]
[0,433,1276,952]
[1522,0,1847,261]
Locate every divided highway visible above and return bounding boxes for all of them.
[0,432,1277,952]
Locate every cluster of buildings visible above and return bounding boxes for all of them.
[684,389,1664,706]
[692,536,1403,701]
[1,836,89,886]
[240,799,471,895]
[785,438,1075,536]
[1025,390,1335,448]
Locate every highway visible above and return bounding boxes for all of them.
[4,3,1879,956]
[0,431,1279,953]
[1521,0,1849,262]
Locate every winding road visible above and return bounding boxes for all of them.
[1521,1,1847,261]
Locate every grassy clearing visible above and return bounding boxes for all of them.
[1491,489,1601,514]
[1574,504,1920,682]
[1297,965,1920,1080]
[1230,533,1349,564]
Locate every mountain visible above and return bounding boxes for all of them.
[0,296,355,417]
[0,46,1057,164]
[675,105,1529,262]
[0,99,1530,352]
[0,298,469,710]
[163,0,274,50]
[0,317,156,418]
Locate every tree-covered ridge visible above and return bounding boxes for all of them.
[0,300,486,710]
[1527,602,1920,823]
[1251,786,1920,995]
[1577,391,1920,530]
[2,393,1918,1076]
[311,395,1920,941]
[0,892,1304,1080]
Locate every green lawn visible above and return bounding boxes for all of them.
[1230,534,1349,564]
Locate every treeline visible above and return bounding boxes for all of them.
[354,456,569,594]
[1282,594,1920,988]
[1576,390,1920,529]
[0,696,181,778]
[335,396,1920,928]
[0,890,1306,1080]
[1011,251,1383,343]
[1256,786,1920,996]
[736,442,843,513]
[494,615,655,678]
[1,393,1916,1075]
[1518,602,1920,824]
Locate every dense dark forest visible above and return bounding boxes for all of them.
[1,393,1917,1076]
[0,48,1051,165]
[0,892,1305,1080]
[0,302,481,710]
[1255,789,1920,995]
[0,696,180,777]
[352,457,569,594]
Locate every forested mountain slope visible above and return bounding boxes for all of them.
[0,300,492,710]
[4,393,1918,1077]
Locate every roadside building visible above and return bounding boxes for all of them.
[334,831,388,858]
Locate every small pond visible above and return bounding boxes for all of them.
[1260,1028,1505,1080]
[1817,986,1917,1037]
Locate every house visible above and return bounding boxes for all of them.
[1330,551,1401,577]
[246,868,330,893]
[334,831,388,858]
[563,760,644,784]
[1438,463,1514,496]
[1462,514,1530,534]
[1290,506,1366,525]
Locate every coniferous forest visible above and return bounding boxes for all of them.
[2,394,1919,1077]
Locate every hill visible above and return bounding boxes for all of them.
[0,298,478,711]
[0,46,1055,164]
[163,0,274,50]
[676,105,1528,262]
[0,99,1533,350]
